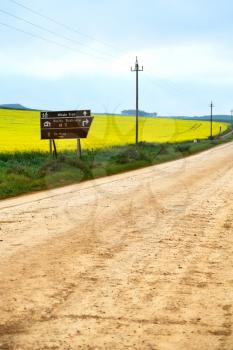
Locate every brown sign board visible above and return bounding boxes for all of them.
[40,110,93,139]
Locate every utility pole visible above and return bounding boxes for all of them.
[210,101,214,140]
[131,57,143,145]
[231,109,233,129]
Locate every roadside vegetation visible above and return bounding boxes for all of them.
[1,137,233,199]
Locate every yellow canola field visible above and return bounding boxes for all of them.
[0,109,228,152]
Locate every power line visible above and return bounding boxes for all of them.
[144,71,190,99]
[6,0,123,54]
[0,8,117,60]
[0,21,111,61]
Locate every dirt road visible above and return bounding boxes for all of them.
[1,143,233,350]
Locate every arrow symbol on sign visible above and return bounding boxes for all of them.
[82,118,89,127]
[42,112,48,119]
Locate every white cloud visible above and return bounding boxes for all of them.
[0,40,233,85]
[119,42,233,85]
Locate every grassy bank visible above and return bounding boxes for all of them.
[0,138,232,200]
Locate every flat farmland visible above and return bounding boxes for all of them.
[0,109,228,152]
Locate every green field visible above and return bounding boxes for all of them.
[0,109,228,152]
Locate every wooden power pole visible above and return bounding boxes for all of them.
[210,101,214,140]
[131,57,143,145]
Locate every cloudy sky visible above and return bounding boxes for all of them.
[0,0,233,115]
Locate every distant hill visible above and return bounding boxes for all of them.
[168,115,232,123]
[0,104,31,110]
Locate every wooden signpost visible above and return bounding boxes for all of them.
[40,110,93,157]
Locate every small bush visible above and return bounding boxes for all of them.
[64,158,92,177]
[38,159,63,177]
[114,146,151,164]
[175,143,191,154]
[7,164,31,177]
[157,144,170,155]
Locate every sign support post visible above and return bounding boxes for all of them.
[77,138,82,158]
[52,140,57,159]
[49,140,52,155]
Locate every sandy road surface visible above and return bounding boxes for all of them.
[1,143,233,350]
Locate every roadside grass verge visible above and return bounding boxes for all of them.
[0,137,233,200]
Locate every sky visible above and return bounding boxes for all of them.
[0,0,233,115]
